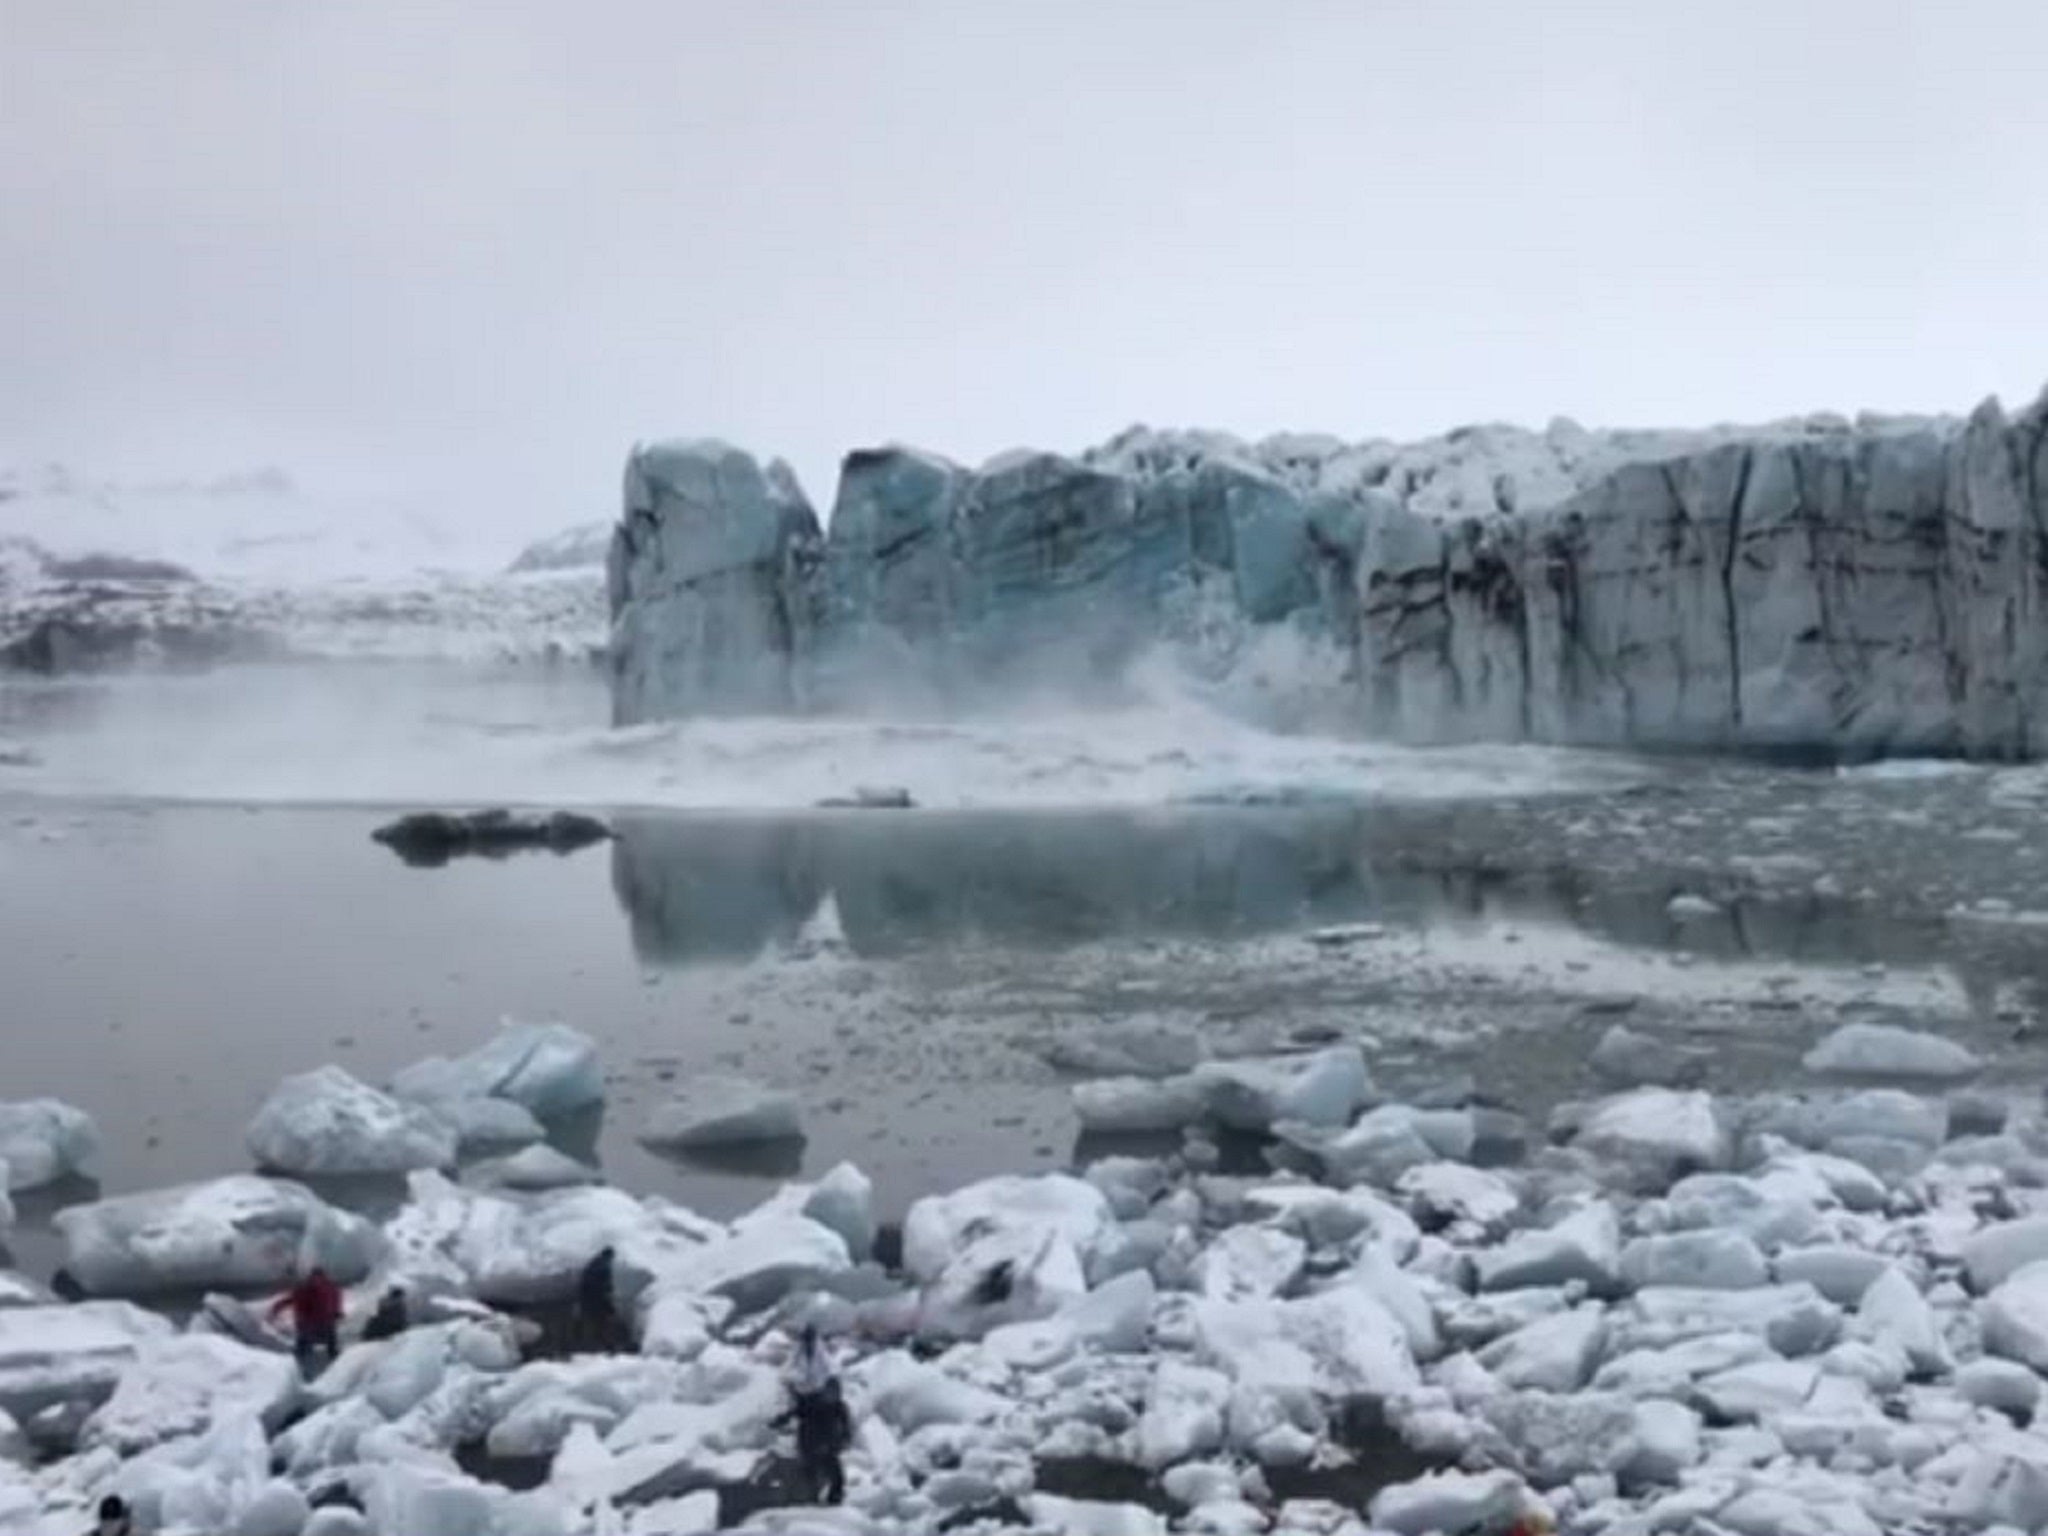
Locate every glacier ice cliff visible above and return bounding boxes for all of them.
[608,389,2048,758]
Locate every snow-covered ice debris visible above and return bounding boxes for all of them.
[391,1019,604,1118]
[1694,1358,1823,1421]
[1964,1215,2048,1293]
[0,1100,99,1190]
[1611,1283,1841,1357]
[466,1143,600,1192]
[1662,1170,1825,1249]
[903,1173,1116,1286]
[798,1162,875,1261]
[1136,1358,1232,1467]
[1073,1075,1208,1133]
[1619,1229,1768,1291]
[1370,1468,1532,1535]
[429,1094,546,1154]
[104,1409,275,1536]
[1854,1266,1951,1375]
[1396,1162,1520,1233]
[1772,1245,1892,1305]
[1040,1017,1206,1078]
[1666,892,1722,920]
[1572,1088,1729,1188]
[1193,1225,1306,1301]
[983,1268,1157,1368]
[1241,1182,1420,1254]
[1802,1022,1982,1080]
[1957,1357,2042,1417]
[1023,1493,1167,1536]
[0,1301,172,1419]
[1189,1045,1369,1132]
[1286,1104,1473,1186]
[53,1176,380,1296]
[639,1077,803,1149]
[660,1211,849,1313]
[81,1334,302,1453]
[246,1066,457,1176]
[1476,1304,1608,1392]
[1475,1203,1621,1293]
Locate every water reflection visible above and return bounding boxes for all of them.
[608,808,1929,970]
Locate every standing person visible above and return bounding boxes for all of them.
[576,1245,618,1350]
[89,1495,133,1536]
[773,1376,852,1505]
[789,1321,836,1397]
[268,1267,344,1368]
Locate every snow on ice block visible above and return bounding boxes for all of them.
[465,1143,600,1192]
[1573,1088,1729,1188]
[902,1173,1115,1285]
[430,1095,546,1154]
[106,1410,274,1536]
[1694,1358,1822,1421]
[1136,1358,1232,1468]
[1801,1022,1981,1080]
[1981,1260,2048,1371]
[639,1076,804,1149]
[1240,1182,1421,1255]
[1369,1468,1529,1535]
[1395,1161,1519,1232]
[1474,1203,1621,1293]
[0,1301,172,1419]
[391,1019,604,1118]
[53,1176,380,1296]
[1191,1045,1369,1132]
[1023,1494,1167,1536]
[982,1269,1157,1368]
[1964,1215,2048,1292]
[311,1319,522,1420]
[1772,1245,1892,1305]
[1663,1170,1825,1248]
[1958,1357,2042,1417]
[82,1333,303,1453]
[1195,1283,1421,1402]
[1619,1229,1769,1291]
[0,1099,99,1190]
[1591,1331,1777,1396]
[1610,1283,1840,1357]
[1854,1266,1951,1375]
[859,1350,1009,1432]
[800,1162,876,1261]
[662,1211,849,1313]
[1194,1224,1306,1301]
[1073,1074,1208,1133]
[246,1066,458,1176]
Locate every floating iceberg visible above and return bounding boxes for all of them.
[0,1100,98,1191]
[638,1077,803,1149]
[246,1066,458,1176]
[392,1019,604,1119]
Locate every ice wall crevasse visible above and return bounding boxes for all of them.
[608,388,2048,758]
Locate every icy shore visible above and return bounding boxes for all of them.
[610,388,2048,759]
[9,1015,2048,1535]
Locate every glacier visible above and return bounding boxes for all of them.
[609,388,2048,759]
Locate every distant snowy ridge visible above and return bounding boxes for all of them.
[609,387,2048,760]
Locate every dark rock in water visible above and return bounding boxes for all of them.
[0,611,263,675]
[372,808,615,868]
[43,552,194,584]
[816,786,915,810]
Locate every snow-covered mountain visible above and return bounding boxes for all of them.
[608,389,2048,759]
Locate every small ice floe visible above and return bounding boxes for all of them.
[1800,1021,1982,1081]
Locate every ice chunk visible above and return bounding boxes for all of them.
[1073,1075,1207,1133]
[1665,1170,1825,1248]
[246,1066,457,1176]
[1622,1398,1703,1486]
[1773,1245,1891,1305]
[800,1162,875,1261]
[1137,1359,1232,1467]
[662,1212,849,1313]
[1619,1230,1768,1291]
[1958,1358,2042,1417]
[432,1095,547,1153]
[1194,1225,1305,1301]
[466,1144,600,1192]
[1802,1022,1981,1080]
[0,1301,172,1419]
[53,1176,380,1296]
[234,1481,313,1536]
[1023,1495,1167,1536]
[1476,1305,1608,1392]
[392,1019,604,1117]
[1474,1203,1621,1293]
[1592,1331,1777,1395]
[1240,1183,1420,1254]
[106,1410,273,1536]
[1964,1215,2048,1292]
[83,1334,302,1453]
[639,1077,803,1149]
[1040,1017,1206,1078]
[1855,1267,1951,1375]
[902,1173,1115,1286]
[1573,1088,1729,1188]
[625,1492,717,1536]
[1370,1469,1530,1535]
[983,1269,1157,1366]
[1612,1284,1840,1357]
[1396,1161,1519,1232]
[1590,1025,1707,1087]
[860,1350,1008,1432]
[1287,1105,1472,1185]
[1982,1260,2048,1371]
[0,1099,98,1190]
[1695,1359,1821,1420]
[1190,1045,1369,1132]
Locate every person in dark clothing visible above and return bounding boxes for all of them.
[92,1494,133,1536]
[577,1246,618,1350]
[268,1267,344,1367]
[362,1287,409,1342]
[773,1377,852,1505]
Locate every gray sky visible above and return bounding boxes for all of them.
[3,0,2044,545]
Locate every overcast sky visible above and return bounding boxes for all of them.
[3,1,2044,544]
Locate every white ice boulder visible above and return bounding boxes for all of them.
[1815,1089,1949,1178]
[1854,1267,1952,1376]
[903,1173,1116,1285]
[1664,1171,1825,1249]
[1590,1024,1707,1087]
[1287,1105,1471,1186]
[1958,1357,2042,1417]
[662,1211,849,1313]
[1042,1017,1207,1078]
[1964,1216,2048,1293]
[312,1318,521,1419]
[1622,1398,1704,1487]
[1240,1182,1421,1255]
[1194,1225,1306,1301]
[1773,1245,1893,1305]
[82,1333,303,1453]
[799,1162,875,1261]
[639,1077,803,1149]
[1190,1045,1369,1132]
[234,1481,313,1536]
[0,1099,98,1190]
[1574,1088,1729,1188]
[247,1066,458,1176]
[1136,1359,1232,1468]
[1476,1305,1608,1392]
[0,1301,173,1419]
[1592,1331,1777,1396]
[1396,1162,1519,1233]
[1619,1230,1768,1291]
[53,1176,380,1296]
[1022,1495,1167,1536]
[982,1269,1157,1368]
[1802,1022,1981,1080]
[1609,1284,1840,1357]
[466,1144,600,1192]
[1073,1075,1207,1133]
[1982,1260,2048,1372]
[859,1350,1009,1432]
[431,1095,547,1154]
[106,1410,274,1536]
[1695,1359,1822,1421]
[1370,1469,1530,1536]
[1475,1203,1621,1293]
[392,1019,604,1118]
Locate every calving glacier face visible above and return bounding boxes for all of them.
[608,390,2048,758]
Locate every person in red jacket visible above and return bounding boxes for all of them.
[268,1267,344,1367]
